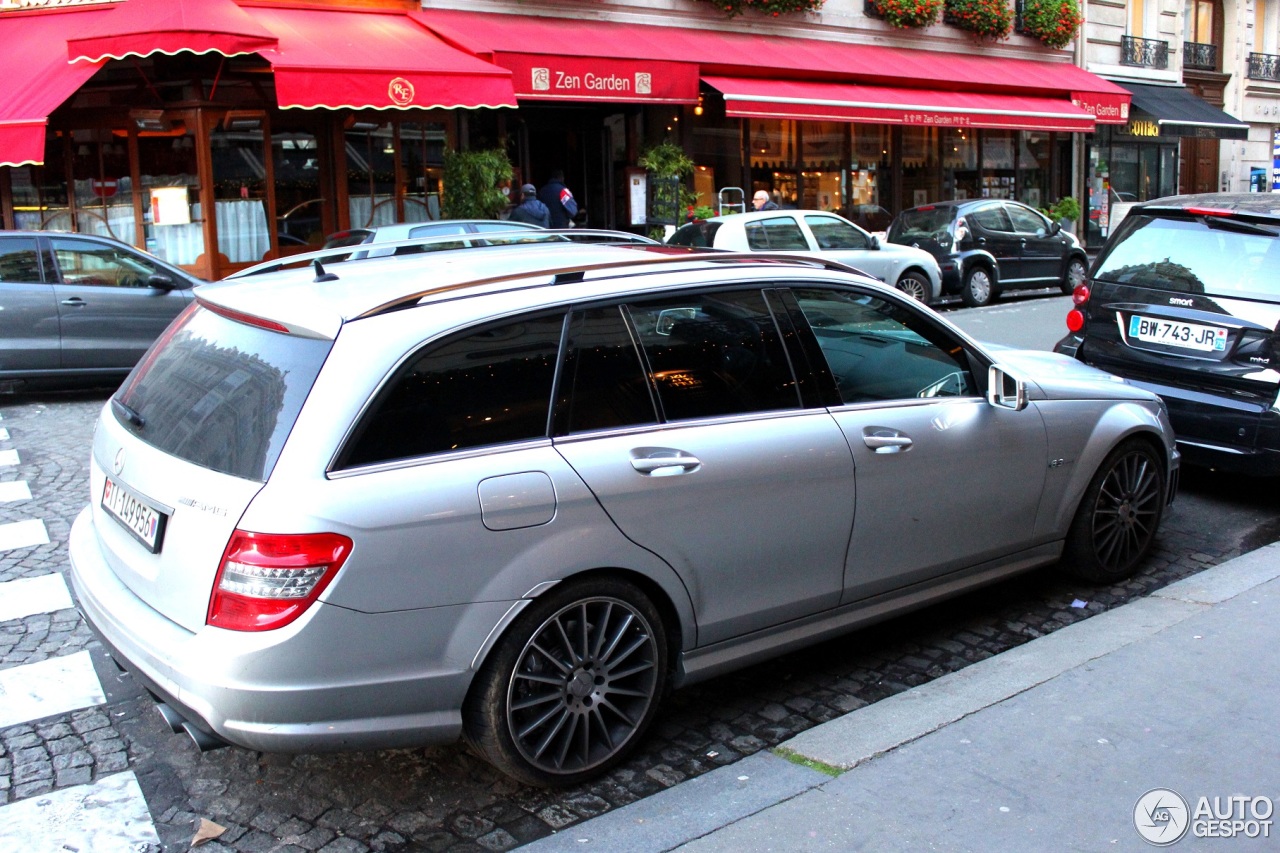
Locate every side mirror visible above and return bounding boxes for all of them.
[147,273,176,290]
[987,364,1027,411]
[1049,221,1062,236]
[869,235,880,249]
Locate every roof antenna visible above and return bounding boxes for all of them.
[312,259,339,283]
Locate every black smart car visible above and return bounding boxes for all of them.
[887,199,1089,307]
[1054,193,1280,476]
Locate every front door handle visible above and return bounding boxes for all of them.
[60,297,86,307]
[863,428,913,454]
[630,448,702,475]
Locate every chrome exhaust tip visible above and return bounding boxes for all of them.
[182,721,230,752]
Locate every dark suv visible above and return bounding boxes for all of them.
[888,199,1088,307]
[1054,193,1280,476]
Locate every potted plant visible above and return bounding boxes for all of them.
[1019,0,1084,49]
[694,0,826,16]
[871,0,943,28]
[945,0,1013,40]
[1046,196,1082,232]
[441,148,513,220]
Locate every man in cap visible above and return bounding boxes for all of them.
[508,183,551,227]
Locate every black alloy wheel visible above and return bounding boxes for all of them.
[1063,440,1166,583]
[463,578,667,786]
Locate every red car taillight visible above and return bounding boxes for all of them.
[1066,283,1089,332]
[207,531,353,632]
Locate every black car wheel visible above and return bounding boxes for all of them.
[463,577,668,787]
[1061,258,1087,295]
[895,271,932,305]
[961,265,997,308]
[1062,439,1166,583]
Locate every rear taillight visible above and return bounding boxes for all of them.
[207,531,353,632]
[1066,284,1089,332]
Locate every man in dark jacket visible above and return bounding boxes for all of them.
[752,190,779,211]
[538,170,579,228]
[508,184,550,227]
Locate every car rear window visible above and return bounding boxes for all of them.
[668,222,721,248]
[1094,214,1280,300]
[745,218,808,251]
[112,305,332,482]
[888,207,955,242]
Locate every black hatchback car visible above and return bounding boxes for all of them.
[888,199,1088,307]
[1054,193,1280,476]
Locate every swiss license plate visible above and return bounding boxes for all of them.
[1128,315,1227,353]
[101,477,166,553]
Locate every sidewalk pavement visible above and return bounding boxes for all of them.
[525,541,1280,852]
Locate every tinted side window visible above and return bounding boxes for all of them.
[0,237,42,282]
[554,307,657,434]
[793,288,975,403]
[628,290,799,420]
[51,238,163,288]
[341,314,564,467]
[968,205,1013,233]
[745,218,808,251]
[1007,205,1049,234]
[805,215,869,249]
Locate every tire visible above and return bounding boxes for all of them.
[895,271,932,305]
[462,577,668,787]
[1061,439,1165,584]
[961,265,997,307]
[1060,257,1087,295]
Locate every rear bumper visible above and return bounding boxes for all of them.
[68,506,510,752]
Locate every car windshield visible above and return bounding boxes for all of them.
[1093,215,1280,300]
[113,305,333,482]
[888,207,955,242]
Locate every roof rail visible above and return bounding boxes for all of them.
[226,228,656,280]
[356,251,865,320]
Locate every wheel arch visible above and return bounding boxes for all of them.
[958,250,1000,284]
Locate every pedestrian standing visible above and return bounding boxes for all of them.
[538,170,579,228]
[508,184,550,227]
[752,190,779,211]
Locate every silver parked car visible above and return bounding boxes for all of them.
[667,210,943,304]
[0,231,201,389]
[69,241,1177,786]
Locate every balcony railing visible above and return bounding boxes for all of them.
[1248,52,1280,82]
[1183,41,1218,72]
[1121,35,1170,69]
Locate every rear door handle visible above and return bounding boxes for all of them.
[862,428,913,453]
[630,448,702,475]
[60,297,86,307]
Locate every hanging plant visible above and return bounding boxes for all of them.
[1020,0,1084,49]
[694,0,826,17]
[945,0,1014,40]
[872,0,943,28]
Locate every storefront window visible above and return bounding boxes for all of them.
[211,116,271,264]
[902,126,939,208]
[749,119,798,206]
[345,120,398,228]
[849,124,891,226]
[1018,131,1051,210]
[273,130,324,247]
[12,153,68,232]
[139,131,202,267]
[801,121,844,211]
[400,121,448,222]
[942,127,978,201]
[981,130,1016,199]
[67,139,134,242]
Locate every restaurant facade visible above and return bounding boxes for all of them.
[0,0,1131,281]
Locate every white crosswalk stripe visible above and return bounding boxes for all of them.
[0,771,160,853]
[0,481,32,502]
[0,427,10,440]
[0,573,73,623]
[0,449,18,466]
[0,651,106,729]
[0,518,49,550]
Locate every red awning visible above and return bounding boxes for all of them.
[253,6,516,110]
[0,7,112,167]
[420,9,1128,122]
[705,76,1097,133]
[67,0,278,64]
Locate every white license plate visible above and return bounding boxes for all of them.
[102,477,166,553]
[1128,315,1227,353]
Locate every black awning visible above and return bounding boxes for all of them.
[1122,82,1249,140]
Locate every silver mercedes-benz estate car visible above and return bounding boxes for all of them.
[69,239,1178,786]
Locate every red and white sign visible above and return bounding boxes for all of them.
[495,53,698,104]
[1071,91,1131,124]
[90,178,118,198]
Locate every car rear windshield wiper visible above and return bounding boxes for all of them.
[111,397,146,429]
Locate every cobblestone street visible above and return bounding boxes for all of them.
[0,387,1274,852]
